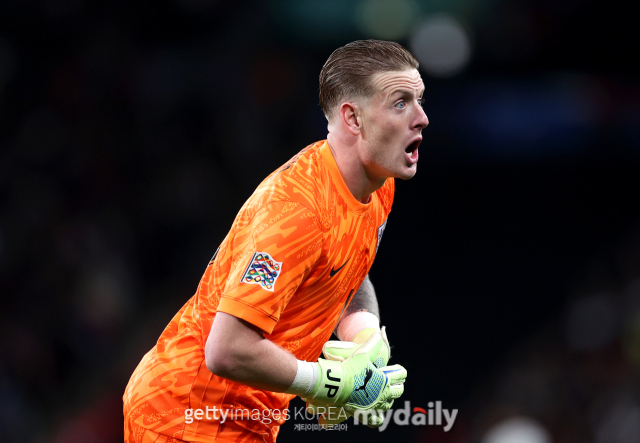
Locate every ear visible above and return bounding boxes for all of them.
[339,102,363,136]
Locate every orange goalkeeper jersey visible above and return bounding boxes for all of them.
[123,140,394,442]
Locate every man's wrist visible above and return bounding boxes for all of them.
[285,360,319,396]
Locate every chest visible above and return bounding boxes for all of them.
[302,205,387,305]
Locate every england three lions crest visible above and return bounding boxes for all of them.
[241,252,283,292]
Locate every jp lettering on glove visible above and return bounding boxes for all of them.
[286,330,406,428]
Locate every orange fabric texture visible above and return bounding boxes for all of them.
[123,140,394,442]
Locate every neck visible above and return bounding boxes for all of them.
[327,133,385,203]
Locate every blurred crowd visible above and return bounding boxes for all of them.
[459,229,640,443]
[1,4,326,439]
[1,0,639,442]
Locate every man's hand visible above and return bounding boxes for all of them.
[306,327,393,427]
[304,331,406,427]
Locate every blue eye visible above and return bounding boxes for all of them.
[417,98,424,107]
[395,101,405,109]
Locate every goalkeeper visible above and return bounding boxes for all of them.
[124,39,429,443]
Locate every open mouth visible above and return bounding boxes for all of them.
[405,139,421,163]
[405,139,420,154]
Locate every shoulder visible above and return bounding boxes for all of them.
[239,142,328,230]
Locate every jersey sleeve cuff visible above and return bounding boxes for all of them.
[217,297,278,334]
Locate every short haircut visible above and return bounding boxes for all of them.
[319,40,419,120]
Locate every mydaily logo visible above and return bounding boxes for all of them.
[354,401,458,432]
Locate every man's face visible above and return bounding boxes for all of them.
[357,69,428,181]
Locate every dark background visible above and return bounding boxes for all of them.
[1,0,639,442]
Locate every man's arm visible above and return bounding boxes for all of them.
[204,275,379,392]
[205,311,405,420]
[335,274,381,343]
[205,312,297,392]
[342,274,379,320]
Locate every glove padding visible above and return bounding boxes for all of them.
[304,329,405,428]
[308,326,392,428]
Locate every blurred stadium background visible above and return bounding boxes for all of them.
[1,0,639,442]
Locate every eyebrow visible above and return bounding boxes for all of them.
[390,88,425,98]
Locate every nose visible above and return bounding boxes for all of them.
[414,105,429,130]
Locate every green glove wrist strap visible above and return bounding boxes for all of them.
[309,358,352,405]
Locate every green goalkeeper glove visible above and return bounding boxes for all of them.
[304,330,406,427]
[306,327,393,428]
